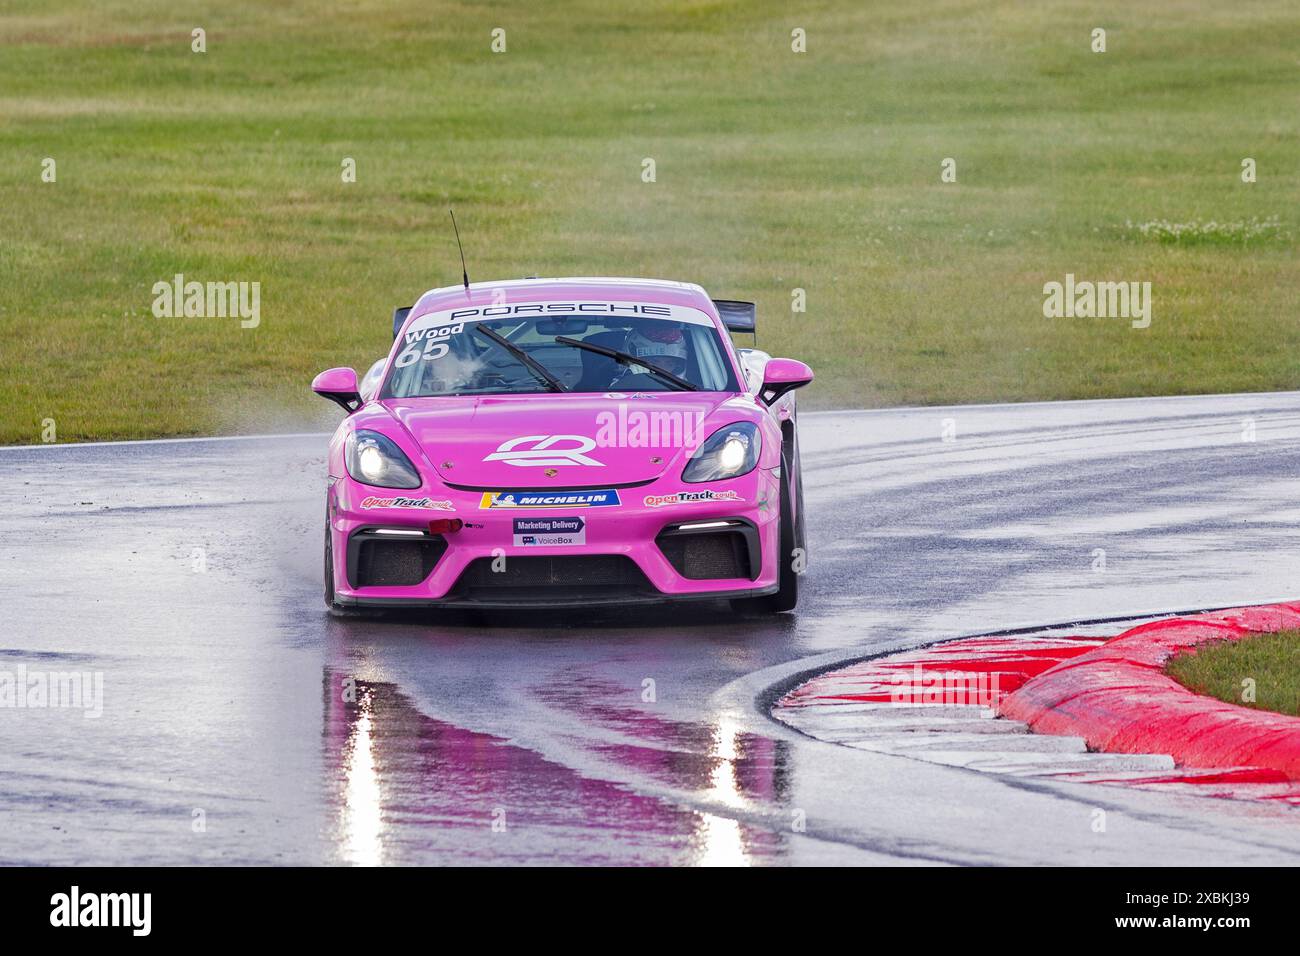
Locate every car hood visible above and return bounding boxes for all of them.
[383,392,742,487]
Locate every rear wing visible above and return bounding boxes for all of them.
[392,306,413,339]
[712,299,755,334]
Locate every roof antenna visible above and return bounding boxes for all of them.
[449,208,470,291]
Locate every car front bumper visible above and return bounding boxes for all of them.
[328,466,782,607]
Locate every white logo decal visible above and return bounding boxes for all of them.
[483,435,604,467]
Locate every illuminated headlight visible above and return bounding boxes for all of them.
[682,423,761,483]
[345,430,422,489]
[358,444,386,480]
[718,436,747,472]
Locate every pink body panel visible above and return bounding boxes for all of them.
[329,458,781,601]
[324,278,800,604]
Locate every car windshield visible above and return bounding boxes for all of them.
[382,310,738,398]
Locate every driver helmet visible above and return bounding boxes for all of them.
[624,325,688,377]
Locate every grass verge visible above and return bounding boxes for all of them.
[2,1,1299,442]
[1166,630,1300,718]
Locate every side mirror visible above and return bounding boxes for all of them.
[760,358,813,406]
[312,367,361,414]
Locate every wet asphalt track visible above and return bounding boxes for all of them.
[2,391,1299,865]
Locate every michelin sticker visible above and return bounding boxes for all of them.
[480,489,621,509]
[512,516,586,547]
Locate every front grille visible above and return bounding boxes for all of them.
[450,555,651,601]
[355,537,445,587]
[657,530,750,580]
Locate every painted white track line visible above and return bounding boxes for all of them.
[0,431,330,452]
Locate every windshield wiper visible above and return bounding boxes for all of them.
[473,325,567,392]
[553,336,698,391]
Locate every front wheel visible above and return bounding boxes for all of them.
[732,445,801,614]
[324,521,366,618]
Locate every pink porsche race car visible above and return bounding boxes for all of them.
[312,277,813,614]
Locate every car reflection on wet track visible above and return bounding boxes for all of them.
[322,670,791,865]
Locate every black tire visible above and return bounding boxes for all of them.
[732,438,801,614]
[324,520,366,618]
[790,420,806,557]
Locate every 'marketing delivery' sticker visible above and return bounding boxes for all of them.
[481,489,621,509]
[512,516,586,547]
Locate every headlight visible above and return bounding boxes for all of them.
[345,430,422,489]
[682,422,761,483]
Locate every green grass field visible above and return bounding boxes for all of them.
[2,0,1298,443]
[1167,630,1300,717]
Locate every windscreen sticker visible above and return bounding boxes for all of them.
[512,516,586,547]
[404,302,716,338]
[360,496,455,511]
[395,322,465,367]
[480,489,621,509]
[643,489,742,508]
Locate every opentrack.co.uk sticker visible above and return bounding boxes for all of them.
[480,489,621,509]
[360,496,455,511]
[643,489,742,508]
